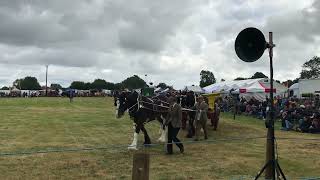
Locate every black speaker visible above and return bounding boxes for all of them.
[235,27,267,62]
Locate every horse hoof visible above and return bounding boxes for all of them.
[128,146,138,150]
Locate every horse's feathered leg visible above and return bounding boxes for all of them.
[128,123,139,150]
[186,112,195,138]
[157,115,167,143]
[141,125,151,146]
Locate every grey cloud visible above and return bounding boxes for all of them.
[117,0,199,52]
[0,0,318,89]
[266,0,320,42]
[0,0,198,53]
[0,5,87,47]
[0,45,101,67]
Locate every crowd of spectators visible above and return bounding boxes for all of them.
[219,94,320,134]
[279,95,320,133]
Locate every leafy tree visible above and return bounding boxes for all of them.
[283,78,299,87]
[70,81,86,90]
[250,72,268,79]
[234,72,267,81]
[91,79,108,90]
[293,78,299,84]
[156,82,169,89]
[114,83,124,90]
[84,82,92,90]
[234,77,247,81]
[50,83,62,90]
[300,56,320,79]
[200,70,216,88]
[22,77,41,90]
[13,79,23,89]
[88,79,115,91]
[1,86,9,90]
[283,80,292,87]
[105,82,115,90]
[121,75,147,90]
[13,77,41,90]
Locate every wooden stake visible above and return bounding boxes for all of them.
[132,153,150,180]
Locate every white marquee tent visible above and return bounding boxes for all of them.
[289,83,299,97]
[203,78,288,101]
[0,90,10,95]
[183,86,204,94]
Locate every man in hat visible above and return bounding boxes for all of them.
[194,96,209,141]
[165,96,184,154]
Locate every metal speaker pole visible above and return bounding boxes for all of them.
[45,65,48,97]
[234,27,286,180]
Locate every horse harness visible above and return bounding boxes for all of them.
[128,95,196,114]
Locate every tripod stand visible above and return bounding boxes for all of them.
[255,158,286,180]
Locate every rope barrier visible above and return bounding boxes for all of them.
[0,136,266,157]
[139,136,267,147]
[0,136,318,157]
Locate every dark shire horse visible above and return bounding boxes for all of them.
[181,91,196,138]
[116,91,168,150]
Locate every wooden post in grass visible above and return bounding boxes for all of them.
[132,153,150,180]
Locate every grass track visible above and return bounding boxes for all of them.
[0,97,319,180]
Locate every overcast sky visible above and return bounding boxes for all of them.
[0,0,319,89]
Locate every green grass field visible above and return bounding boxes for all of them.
[0,97,319,180]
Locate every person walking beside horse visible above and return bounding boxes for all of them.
[194,96,209,141]
[165,96,184,155]
[211,98,221,131]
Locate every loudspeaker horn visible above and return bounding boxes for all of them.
[235,27,267,62]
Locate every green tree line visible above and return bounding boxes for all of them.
[69,75,148,90]
[3,75,148,91]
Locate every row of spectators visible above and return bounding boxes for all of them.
[219,96,267,120]
[0,91,57,97]
[280,97,320,133]
[218,94,320,134]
